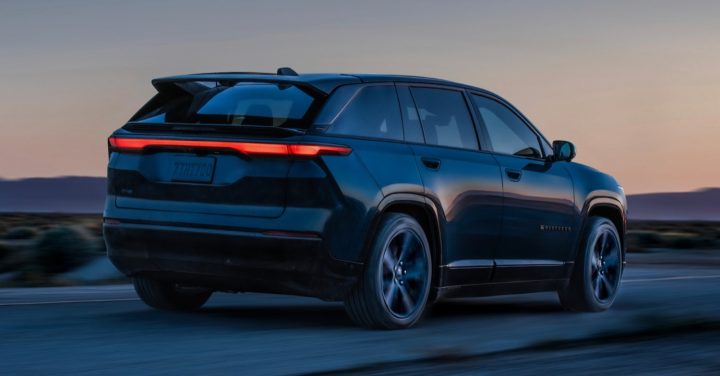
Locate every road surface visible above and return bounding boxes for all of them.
[1,250,719,375]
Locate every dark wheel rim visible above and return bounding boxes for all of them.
[590,226,622,302]
[380,229,429,318]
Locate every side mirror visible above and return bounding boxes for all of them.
[552,140,576,162]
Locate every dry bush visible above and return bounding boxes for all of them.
[627,221,720,251]
[33,226,97,274]
[3,226,38,240]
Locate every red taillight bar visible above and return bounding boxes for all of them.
[108,137,351,157]
[288,144,352,157]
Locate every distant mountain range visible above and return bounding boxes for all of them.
[0,176,718,220]
[0,177,106,214]
[626,188,720,221]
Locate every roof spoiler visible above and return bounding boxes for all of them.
[150,67,330,97]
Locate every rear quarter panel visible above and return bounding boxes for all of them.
[302,135,424,262]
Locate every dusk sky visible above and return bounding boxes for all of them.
[1,0,718,194]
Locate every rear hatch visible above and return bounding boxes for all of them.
[108,79,340,218]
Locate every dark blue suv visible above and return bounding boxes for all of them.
[105,68,626,329]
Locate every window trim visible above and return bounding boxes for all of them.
[396,85,426,144]
[308,81,554,160]
[468,91,551,161]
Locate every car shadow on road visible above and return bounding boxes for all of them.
[94,293,567,331]
[97,302,354,330]
[200,304,353,328]
[429,294,566,319]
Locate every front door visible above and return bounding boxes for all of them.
[470,93,577,281]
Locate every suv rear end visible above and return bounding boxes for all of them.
[104,73,375,301]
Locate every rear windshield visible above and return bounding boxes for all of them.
[130,81,319,129]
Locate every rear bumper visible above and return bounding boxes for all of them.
[104,220,361,301]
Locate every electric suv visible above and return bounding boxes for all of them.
[105,68,626,329]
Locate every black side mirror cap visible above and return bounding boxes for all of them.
[552,140,576,162]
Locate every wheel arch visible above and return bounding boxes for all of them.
[364,193,444,287]
[583,197,627,260]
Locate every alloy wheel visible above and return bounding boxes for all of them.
[379,229,430,318]
[590,226,622,302]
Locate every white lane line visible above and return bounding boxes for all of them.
[624,275,720,283]
[0,297,139,307]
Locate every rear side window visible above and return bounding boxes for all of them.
[131,82,318,129]
[409,88,478,150]
[325,85,403,141]
[471,95,542,158]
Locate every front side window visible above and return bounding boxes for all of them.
[472,95,542,158]
[410,88,478,150]
[326,85,403,141]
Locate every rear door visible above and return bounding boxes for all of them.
[470,93,577,281]
[108,81,321,218]
[399,85,503,285]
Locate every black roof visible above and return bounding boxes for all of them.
[151,72,487,95]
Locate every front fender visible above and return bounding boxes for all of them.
[565,162,627,258]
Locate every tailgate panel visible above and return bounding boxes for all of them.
[110,151,290,218]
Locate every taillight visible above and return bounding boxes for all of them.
[288,144,352,157]
[107,136,351,157]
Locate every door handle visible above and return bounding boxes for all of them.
[421,157,441,170]
[506,168,522,181]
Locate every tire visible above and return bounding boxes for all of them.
[559,216,623,312]
[344,213,432,329]
[133,276,212,311]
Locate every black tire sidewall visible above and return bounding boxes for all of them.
[579,217,623,310]
[133,276,211,311]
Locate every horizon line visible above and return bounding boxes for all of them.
[1,175,718,196]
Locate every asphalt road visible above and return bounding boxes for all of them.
[1,250,720,375]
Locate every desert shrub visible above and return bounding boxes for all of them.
[80,219,104,238]
[627,231,663,251]
[0,241,32,274]
[33,226,96,274]
[0,241,10,260]
[669,236,716,249]
[3,227,38,240]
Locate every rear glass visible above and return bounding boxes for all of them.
[131,82,317,128]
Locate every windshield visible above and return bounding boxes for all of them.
[130,81,318,129]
